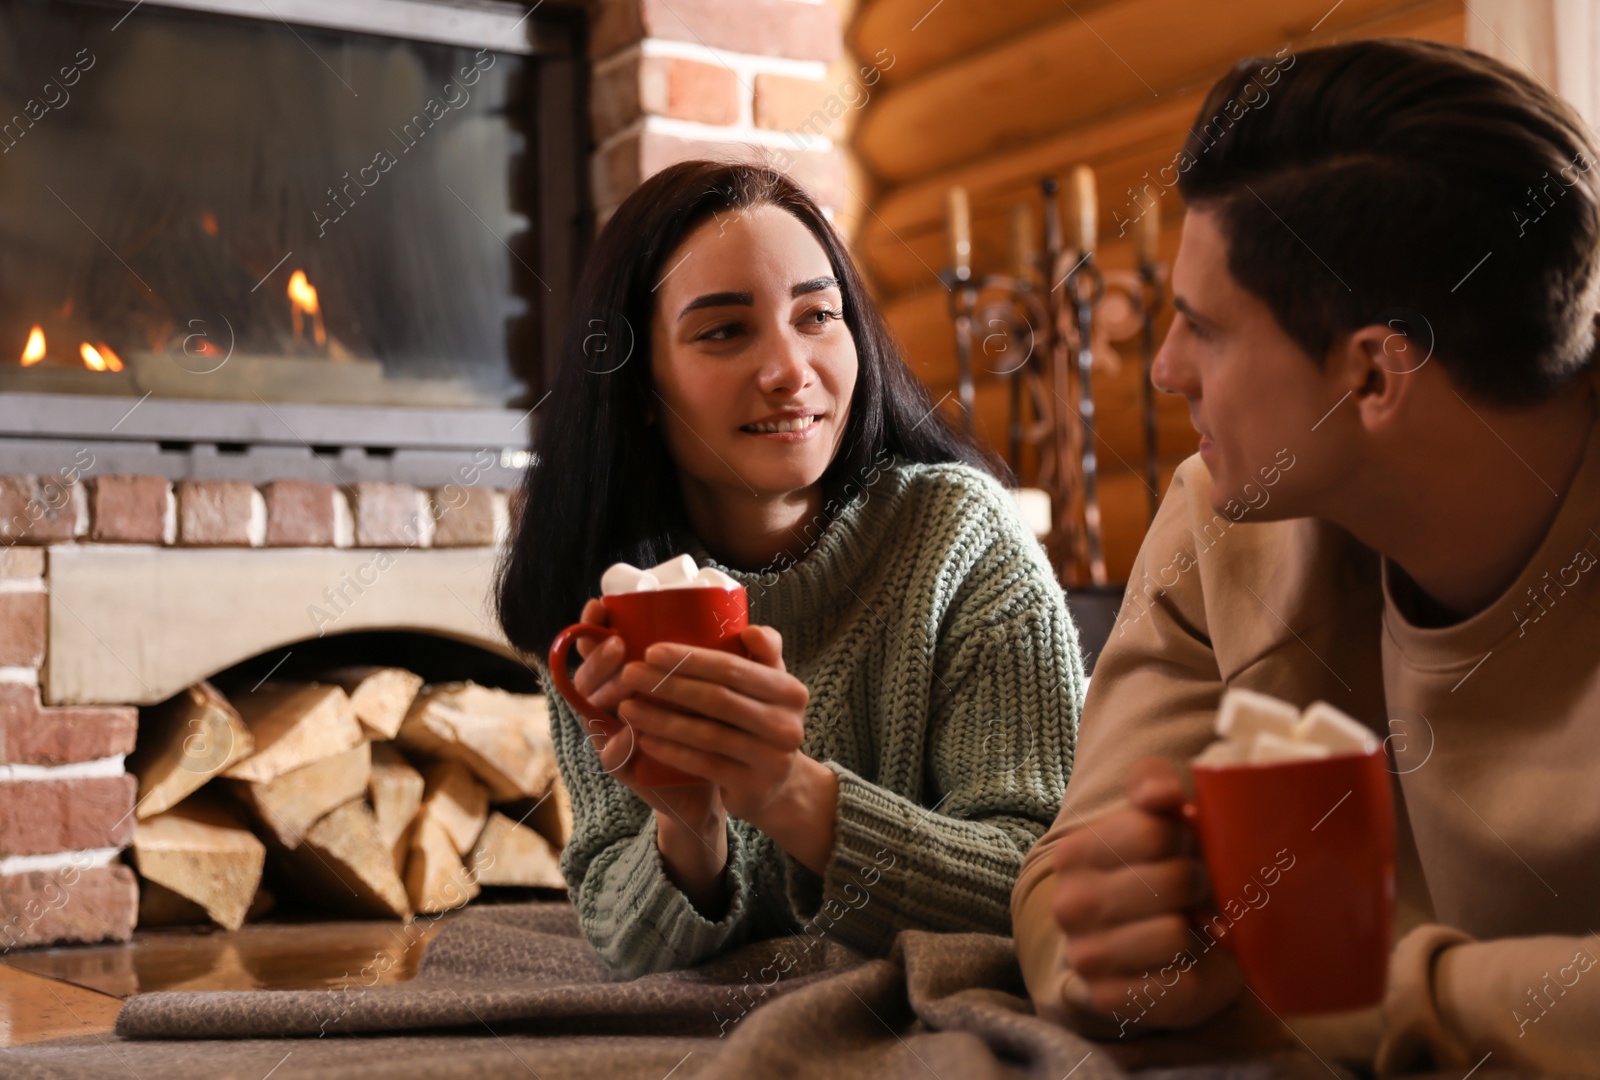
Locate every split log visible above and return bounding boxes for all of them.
[418,760,489,856]
[369,743,425,874]
[129,681,254,819]
[136,879,203,927]
[139,880,275,928]
[232,742,371,849]
[222,683,364,784]
[405,814,481,914]
[285,800,411,919]
[468,812,565,889]
[132,795,266,931]
[505,780,573,851]
[323,666,423,740]
[397,683,557,801]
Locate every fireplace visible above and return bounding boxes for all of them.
[0,0,597,951]
[0,0,849,950]
[0,0,589,488]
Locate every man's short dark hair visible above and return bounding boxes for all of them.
[1179,38,1600,405]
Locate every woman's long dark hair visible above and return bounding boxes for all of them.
[495,159,1004,656]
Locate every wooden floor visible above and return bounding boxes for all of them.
[0,915,455,1048]
[0,963,122,1047]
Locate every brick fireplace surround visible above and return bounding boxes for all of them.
[0,0,850,949]
[0,475,518,949]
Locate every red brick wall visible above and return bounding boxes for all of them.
[586,0,848,218]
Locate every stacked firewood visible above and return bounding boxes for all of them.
[124,669,571,930]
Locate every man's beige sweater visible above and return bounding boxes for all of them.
[1012,369,1600,1075]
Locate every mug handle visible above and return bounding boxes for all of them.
[1180,800,1236,953]
[547,623,706,789]
[547,624,624,735]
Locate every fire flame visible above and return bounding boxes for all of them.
[21,326,45,366]
[287,269,327,348]
[287,269,318,314]
[80,342,124,373]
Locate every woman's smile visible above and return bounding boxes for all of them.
[740,412,824,439]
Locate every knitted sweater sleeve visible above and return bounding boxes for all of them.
[535,657,761,978]
[785,551,1083,954]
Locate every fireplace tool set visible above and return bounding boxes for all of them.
[941,165,1167,590]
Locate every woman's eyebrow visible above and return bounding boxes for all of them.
[677,278,838,319]
[792,276,839,297]
[679,291,754,319]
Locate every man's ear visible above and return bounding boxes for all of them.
[1335,322,1426,435]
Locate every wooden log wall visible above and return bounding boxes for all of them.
[846,0,1465,581]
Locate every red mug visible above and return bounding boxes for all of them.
[547,585,749,788]
[1182,746,1395,1014]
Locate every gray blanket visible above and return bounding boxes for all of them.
[0,901,1345,1079]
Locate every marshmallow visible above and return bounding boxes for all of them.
[1215,688,1299,751]
[1249,731,1332,765]
[1194,689,1377,770]
[693,566,740,589]
[601,555,742,595]
[650,554,700,588]
[1295,702,1379,755]
[1193,740,1246,768]
[601,562,649,596]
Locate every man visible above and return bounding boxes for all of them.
[1012,37,1600,1075]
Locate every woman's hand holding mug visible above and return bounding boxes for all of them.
[555,573,839,900]
[613,624,835,874]
[569,597,731,917]
[569,603,836,878]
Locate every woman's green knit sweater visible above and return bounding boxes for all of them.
[536,454,1085,977]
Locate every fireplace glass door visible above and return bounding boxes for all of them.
[0,0,572,410]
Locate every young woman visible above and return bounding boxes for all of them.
[496,160,1083,977]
